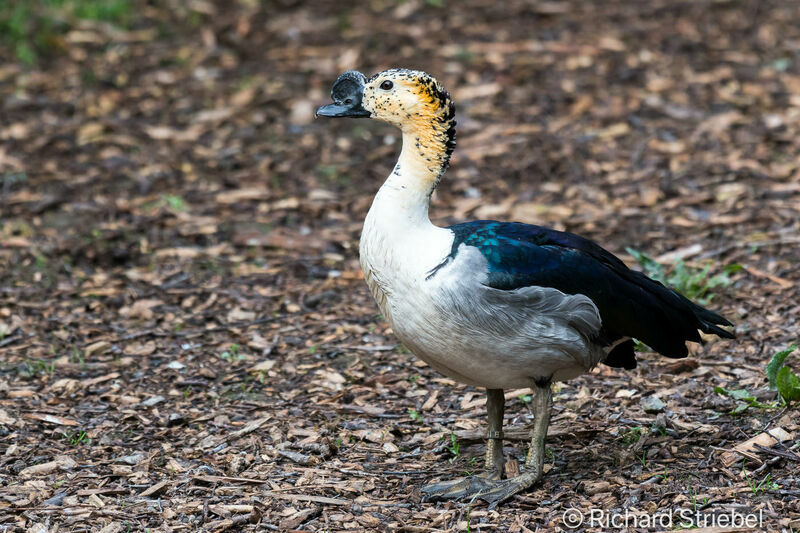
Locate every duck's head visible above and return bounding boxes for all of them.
[318,68,457,183]
[316,68,455,132]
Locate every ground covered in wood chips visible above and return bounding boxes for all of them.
[1,1,800,531]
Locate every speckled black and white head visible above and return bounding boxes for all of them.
[317,68,457,180]
[361,69,455,130]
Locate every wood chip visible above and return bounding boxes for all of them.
[19,456,78,477]
[720,427,795,466]
[264,492,350,506]
[85,341,112,356]
[139,480,171,498]
[24,413,79,426]
[228,416,270,439]
[0,408,16,425]
[82,372,120,387]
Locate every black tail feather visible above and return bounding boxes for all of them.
[601,278,734,369]
[693,304,736,339]
[603,339,637,369]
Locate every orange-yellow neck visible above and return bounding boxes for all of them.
[395,103,456,197]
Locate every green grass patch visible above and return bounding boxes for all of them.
[626,248,739,305]
[219,343,246,362]
[766,344,800,405]
[715,344,800,413]
[0,0,135,65]
[407,408,422,424]
[447,431,460,462]
[619,426,643,446]
[62,429,91,446]
[713,386,777,414]
[14,358,55,378]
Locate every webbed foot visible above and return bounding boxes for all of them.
[420,473,502,502]
[421,470,541,508]
[472,470,542,509]
[422,384,552,508]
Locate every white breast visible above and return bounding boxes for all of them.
[359,199,454,323]
[360,196,605,389]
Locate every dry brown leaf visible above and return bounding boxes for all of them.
[144,125,202,141]
[720,427,795,466]
[19,456,78,477]
[0,409,16,425]
[124,341,156,356]
[24,413,78,426]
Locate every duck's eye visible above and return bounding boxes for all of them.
[344,98,352,104]
[380,80,393,91]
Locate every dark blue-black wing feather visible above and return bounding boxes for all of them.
[445,221,734,369]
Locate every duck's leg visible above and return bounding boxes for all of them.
[474,382,553,508]
[420,388,506,499]
[483,388,506,479]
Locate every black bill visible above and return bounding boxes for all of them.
[316,70,370,118]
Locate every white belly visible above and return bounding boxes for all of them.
[360,213,604,389]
